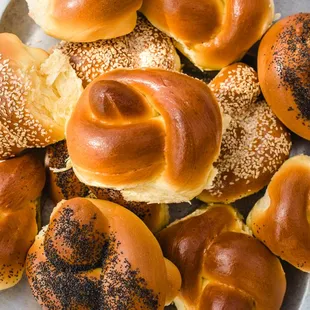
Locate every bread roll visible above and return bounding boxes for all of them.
[198,63,291,203]
[26,198,181,309]
[247,155,310,272]
[45,140,169,232]
[66,69,222,204]
[26,0,142,42]
[0,153,45,290]
[258,13,310,140]
[0,33,83,160]
[141,0,274,70]
[158,205,286,309]
[55,16,181,87]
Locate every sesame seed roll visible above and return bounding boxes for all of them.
[198,63,291,204]
[0,33,83,160]
[55,16,181,87]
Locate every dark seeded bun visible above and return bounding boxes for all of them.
[258,13,310,140]
[26,198,181,309]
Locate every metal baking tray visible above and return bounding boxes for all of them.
[0,0,309,309]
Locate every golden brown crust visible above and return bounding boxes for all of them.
[0,33,48,159]
[247,155,310,272]
[0,33,83,160]
[45,140,169,232]
[56,16,180,87]
[158,205,286,309]
[66,69,222,203]
[198,63,291,203]
[141,0,274,70]
[26,198,181,309]
[258,13,310,140]
[27,0,143,42]
[0,153,45,290]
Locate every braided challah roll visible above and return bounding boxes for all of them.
[66,69,222,203]
[26,198,181,309]
[141,0,275,70]
[157,205,286,309]
[26,0,142,42]
[0,153,45,290]
[247,155,310,272]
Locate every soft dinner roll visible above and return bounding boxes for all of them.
[247,155,310,272]
[141,0,274,70]
[0,33,83,160]
[198,63,291,204]
[258,13,310,140]
[66,69,222,204]
[26,198,181,309]
[45,140,169,233]
[158,205,286,310]
[26,0,142,42]
[56,16,181,87]
[0,153,45,290]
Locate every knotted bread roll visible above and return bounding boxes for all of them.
[198,63,291,203]
[0,153,45,290]
[26,198,181,309]
[247,155,310,272]
[158,205,286,309]
[26,0,142,42]
[0,33,83,160]
[258,13,310,140]
[66,69,222,203]
[141,0,275,70]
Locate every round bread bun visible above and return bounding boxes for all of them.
[45,140,169,233]
[198,63,291,204]
[26,198,181,309]
[247,155,310,272]
[258,13,310,140]
[66,69,222,204]
[0,33,83,160]
[140,0,274,70]
[55,16,181,87]
[157,204,286,310]
[0,153,45,290]
[26,0,142,42]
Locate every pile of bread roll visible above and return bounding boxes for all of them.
[0,0,309,309]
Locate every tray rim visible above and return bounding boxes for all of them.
[0,0,309,309]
